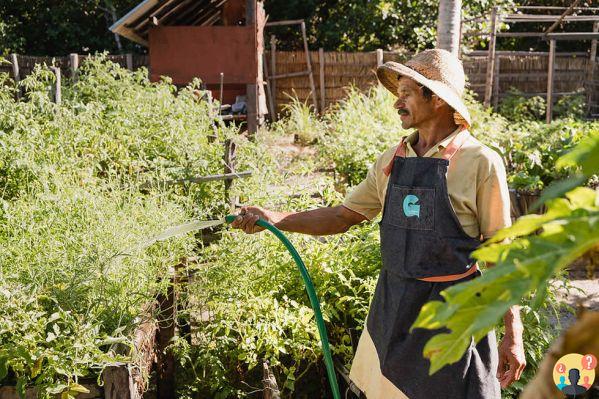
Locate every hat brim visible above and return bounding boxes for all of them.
[376,62,471,128]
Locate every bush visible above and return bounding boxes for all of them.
[319,85,404,186]
[553,91,586,119]
[0,55,239,395]
[175,212,380,398]
[498,88,546,122]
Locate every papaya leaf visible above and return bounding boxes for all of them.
[413,187,599,375]
[555,134,599,176]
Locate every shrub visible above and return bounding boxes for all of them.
[498,88,546,122]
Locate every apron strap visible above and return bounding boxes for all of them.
[382,129,469,177]
[417,263,479,282]
[440,129,470,161]
[382,137,408,176]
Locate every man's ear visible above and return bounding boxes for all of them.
[432,95,448,110]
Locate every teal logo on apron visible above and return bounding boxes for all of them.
[403,195,421,217]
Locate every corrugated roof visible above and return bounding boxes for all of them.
[110,0,229,46]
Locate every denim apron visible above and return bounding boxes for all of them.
[362,130,500,399]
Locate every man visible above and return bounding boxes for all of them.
[232,49,525,398]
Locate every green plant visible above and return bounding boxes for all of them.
[498,88,546,122]
[277,93,325,145]
[175,188,381,397]
[318,85,404,186]
[553,91,586,120]
[0,54,239,395]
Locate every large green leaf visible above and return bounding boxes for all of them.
[412,138,599,375]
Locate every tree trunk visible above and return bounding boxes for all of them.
[436,0,462,56]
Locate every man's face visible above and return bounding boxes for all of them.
[393,77,436,130]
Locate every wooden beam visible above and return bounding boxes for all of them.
[319,48,326,112]
[191,0,227,25]
[155,276,176,399]
[464,50,590,57]
[198,9,222,26]
[376,48,384,67]
[484,6,498,107]
[262,362,281,399]
[514,5,599,10]
[159,0,197,25]
[546,32,599,41]
[245,0,258,134]
[262,53,275,120]
[544,0,580,35]
[246,83,258,133]
[223,139,237,211]
[301,21,319,113]
[492,56,500,109]
[10,54,20,100]
[267,70,311,80]
[546,39,556,124]
[265,19,304,27]
[126,53,133,70]
[69,53,79,80]
[270,35,277,115]
[51,67,61,104]
[503,14,599,23]
[586,22,598,117]
[162,0,210,27]
[246,0,256,24]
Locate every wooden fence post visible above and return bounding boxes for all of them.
[319,48,325,113]
[484,6,499,108]
[263,53,276,120]
[51,67,61,104]
[155,273,177,399]
[263,361,281,399]
[270,35,277,114]
[10,54,20,99]
[300,21,319,113]
[546,39,556,124]
[69,53,79,81]
[376,48,384,67]
[126,53,134,71]
[492,56,501,109]
[586,22,598,116]
[223,139,238,213]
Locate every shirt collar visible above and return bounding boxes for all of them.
[404,127,464,158]
[382,127,467,176]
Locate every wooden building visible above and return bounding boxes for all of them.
[110,0,268,132]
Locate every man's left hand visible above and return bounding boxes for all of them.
[497,333,526,388]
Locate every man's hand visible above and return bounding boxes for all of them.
[497,306,526,388]
[230,206,280,234]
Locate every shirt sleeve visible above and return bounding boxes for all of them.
[342,162,383,221]
[477,151,512,240]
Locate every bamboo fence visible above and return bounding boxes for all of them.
[266,50,597,113]
[2,51,597,115]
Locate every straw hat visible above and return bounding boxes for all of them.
[376,49,471,128]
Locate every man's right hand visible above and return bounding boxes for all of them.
[230,206,279,234]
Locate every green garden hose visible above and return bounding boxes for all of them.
[224,215,341,399]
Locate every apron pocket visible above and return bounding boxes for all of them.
[385,185,435,231]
